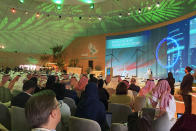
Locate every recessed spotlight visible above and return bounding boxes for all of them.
[11,8,16,13]
[25,11,28,15]
[156,2,160,7]
[36,12,40,18]
[98,16,102,21]
[138,8,141,14]
[148,6,151,10]
[119,13,122,18]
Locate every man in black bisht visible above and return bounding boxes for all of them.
[180,66,194,114]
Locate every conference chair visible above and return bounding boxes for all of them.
[153,112,170,131]
[0,103,10,130]
[10,106,31,131]
[69,116,101,131]
[108,103,132,123]
[63,97,77,115]
[111,123,128,131]
[142,108,155,120]
[0,86,12,103]
[133,96,146,112]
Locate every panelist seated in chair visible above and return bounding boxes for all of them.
[25,90,61,131]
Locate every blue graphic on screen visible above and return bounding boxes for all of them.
[167,19,189,82]
[189,17,196,69]
[106,35,144,49]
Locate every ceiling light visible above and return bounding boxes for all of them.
[52,0,64,5]
[90,3,94,9]
[119,13,122,18]
[138,8,141,14]
[36,13,40,18]
[19,0,24,4]
[57,5,62,10]
[11,8,16,13]
[25,11,28,15]
[80,0,93,4]
[156,2,160,7]
[148,6,151,10]
[98,16,102,21]
[0,45,5,49]
[128,12,131,16]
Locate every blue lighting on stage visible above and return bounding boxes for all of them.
[156,37,180,69]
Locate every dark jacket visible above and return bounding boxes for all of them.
[11,92,31,108]
[180,74,194,95]
[166,78,175,95]
[75,83,107,131]
[129,84,140,93]
[98,79,109,110]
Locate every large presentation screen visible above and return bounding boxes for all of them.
[106,15,196,82]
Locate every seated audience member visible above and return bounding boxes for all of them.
[171,114,196,131]
[53,83,71,129]
[75,83,107,131]
[11,80,36,108]
[139,79,155,96]
[76,75,88,91]
[30,77,41,93]
[0,74,10,88]
[129,78,140,93]
[110,82,134,106]
[98,79,110,110]
[70,77,78,90]
[25,90,61,131]
[45,75,56,90]
[166,72,175,95]
[145,80,176,121]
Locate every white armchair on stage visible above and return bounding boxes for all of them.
[67,67,82,75]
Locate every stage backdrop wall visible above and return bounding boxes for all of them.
[62,35,106,74]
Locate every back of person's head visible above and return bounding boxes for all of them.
[116,82,128,95]
[85,82,99,99]
[30,77,38,85]
[131,78,136,84]
[88,77,98,84]
[122,80,129,88]
[53,83,65,100]
[23,80,36,91]
[185,66,192,73]
[168,72,174,79]
[25,90,60,128]
[46,75,56,89]
[98,79,104,88]
[171,114,196,131]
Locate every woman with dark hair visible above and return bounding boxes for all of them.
[110,82,134,106]
[166,72,175,95]
[98,79,109,110]
[75,83,107,131]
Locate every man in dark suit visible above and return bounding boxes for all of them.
[11,80,36,108]
[180,66,194,114]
